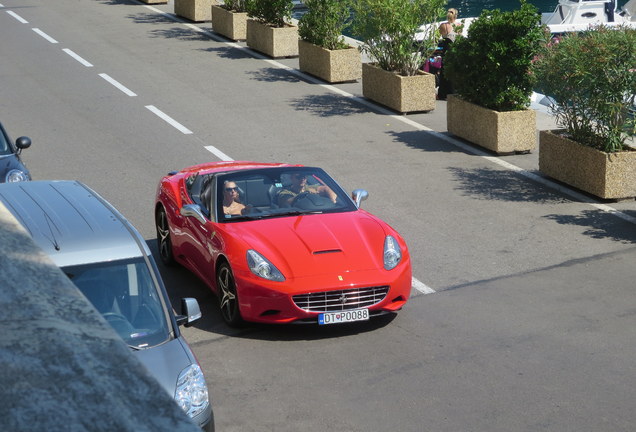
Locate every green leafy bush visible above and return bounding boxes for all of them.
[444,0,548,111]
[533,26,636,153]
[350,0,446,76]
[246,0,293,28]
[223,0,248,12]
[298,0,352,50]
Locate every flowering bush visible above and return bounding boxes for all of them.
[350,0,446,76]
[246,0,293,27]
[223,0,248,12]
[533,26,636,152]
[444,0,548,111]
[298,0,352,50]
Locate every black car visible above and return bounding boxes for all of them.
[0,122,31,183]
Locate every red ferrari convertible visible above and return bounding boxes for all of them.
[155,161,412,326]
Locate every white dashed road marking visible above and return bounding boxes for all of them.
[32,28,58,43]
[6,10,27,23]
[99,73,137,97]
[62,48,93,67]
[204,146,234,162]
[145,105,193,134]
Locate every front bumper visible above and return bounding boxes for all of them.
[233,262,412,324]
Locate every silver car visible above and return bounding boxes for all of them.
[0,180,214,431]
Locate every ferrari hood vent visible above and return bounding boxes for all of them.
[313,249,342,255]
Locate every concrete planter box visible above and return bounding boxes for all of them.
[447,94,536,155]
[361,63,435,113]
[211,5,247,41]
[539,129,636,200]
[174,0,214,22]
[298,40,361,83]
[246,19,299,59]
[138,0,166,4]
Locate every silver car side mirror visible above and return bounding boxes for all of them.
[351,189,369,208]
[180,204,206,224]
[178,297,202,327]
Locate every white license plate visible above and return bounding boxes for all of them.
[318,309,369,325]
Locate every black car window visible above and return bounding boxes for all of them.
[63,257,172,349]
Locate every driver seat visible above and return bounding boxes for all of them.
[268,184,283,208]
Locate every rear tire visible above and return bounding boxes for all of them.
[217,262,243,327]
[156,206,175,266]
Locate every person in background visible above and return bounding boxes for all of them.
[436,8,459,100]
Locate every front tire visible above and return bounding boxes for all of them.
[217,262,243,327]
[156,206,175,266]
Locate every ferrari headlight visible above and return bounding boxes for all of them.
[247,249,285,281]
[383,235,402,270]
[175,364,209,418]
[6,169,29,183]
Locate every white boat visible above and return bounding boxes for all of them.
[542,0,636,33]
[416,0,636,40]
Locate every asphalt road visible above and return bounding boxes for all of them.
[2,1,636,431]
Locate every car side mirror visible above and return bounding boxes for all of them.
[351,189,369,208]
[176,297,202,327]
[15,136,31,153]
[180,204,207,224]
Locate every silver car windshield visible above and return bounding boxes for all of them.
[63,258,172,349]
[0,129,10,155]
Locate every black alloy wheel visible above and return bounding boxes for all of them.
[156,207,175,266]
[217,262,243,327]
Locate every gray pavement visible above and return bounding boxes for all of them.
[1,0,635,431]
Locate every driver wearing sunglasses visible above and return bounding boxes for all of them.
[278,173,337,207]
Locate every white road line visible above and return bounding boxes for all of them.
[32,28,58,43]
[204,146,234,161]
[145,105,193,134]
[7,10,28,23]
[99,73,137,97]
[62,48,93,67]
[412,277,436,295]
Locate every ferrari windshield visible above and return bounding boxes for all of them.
[215,167,357,221]
[63,257,172,349]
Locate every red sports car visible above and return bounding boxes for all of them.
[154,161,412,326]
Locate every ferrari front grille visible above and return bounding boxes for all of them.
[292,286,390,312]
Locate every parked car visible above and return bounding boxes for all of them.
[155,161,412,327]
[0,122,31,182]
[0,180,214,431]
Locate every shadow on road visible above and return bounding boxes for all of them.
[246,67,301,83]
[290,94,368,117]
[544,209,636,244]
[448,166,570,203]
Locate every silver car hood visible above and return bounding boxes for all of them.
[133,336,193,396]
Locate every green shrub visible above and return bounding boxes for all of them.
[246,0,293,28]
[350,0,446,76]
[223,0,248,12]
[444,0,548,111]
[533,26,636,152]
[298,0,352,50]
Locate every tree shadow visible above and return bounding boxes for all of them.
[448,166,571,204]
[246,67,302,83]
[389,130,466,154]
[543,209,636,244]
[199,45,254,60]
[289,94,369,117]
[126,12,174,25]
[147,26,211,42]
